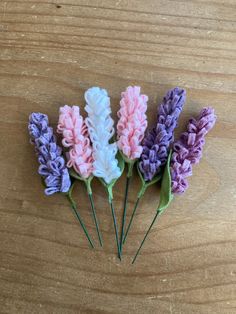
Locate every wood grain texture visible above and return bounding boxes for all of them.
[0,0,236,313]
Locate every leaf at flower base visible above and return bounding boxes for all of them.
[69,168,85,182]
[119,150,135,167]
[69,168,93,194]
[119,150,136,177]
[136,163,162,198]
[136,162,146,187]
[67,180,76,199]
[119,150,131,164]
[99,151,125,201]
[156,150,174,215]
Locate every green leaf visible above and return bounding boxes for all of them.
[156,150,174,215]
[119,150,136,177]
[99,151,125,201]
[68,180,76,198]
[69,168,86,182]
[64,181,77,209]
[119,150,133,164]
[137,163,162,198]
[85,176,93,195]
[137,163,146,187]
[69,169,93,195]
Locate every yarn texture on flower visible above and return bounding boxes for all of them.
[57,105,93,179]
[117,86,148,160]
[28,112,71,195]
[139,87,186,182]
[85,87,121,184]
[170,107,217,194]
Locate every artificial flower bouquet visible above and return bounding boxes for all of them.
[28,86,216,263]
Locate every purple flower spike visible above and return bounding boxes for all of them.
[139,87,186,181]
[28,112,71,195]
[171,107,217,194]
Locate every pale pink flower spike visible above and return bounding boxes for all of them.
[117,86,148,160]
[57,105,93,179]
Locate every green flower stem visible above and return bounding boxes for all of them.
[109,196,121,260]
[122,183,147,245]
[119,161,134,255]
[132,212,160,264]
[83,178,103,247]
[88,192,103,247]
[122,196,140,245]
[95,151,125,259]
[120,175,130,250]
[66,193,94,249]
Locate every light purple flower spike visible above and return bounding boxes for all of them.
[171,107,217,194]
[28,112,71,195]
[139,87,186,181]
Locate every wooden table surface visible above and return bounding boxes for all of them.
[0,1,236,313]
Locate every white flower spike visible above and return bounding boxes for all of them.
[85,87,121,184]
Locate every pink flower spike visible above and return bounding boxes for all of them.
[117,86,148,160]
[57,105,93,179]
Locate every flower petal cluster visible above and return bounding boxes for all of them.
[85,87,121,184]
[117,86,148,160]
[139,87,186,181]
[28,112,71,195]
[171,107,216,194]
[57,105,93,179]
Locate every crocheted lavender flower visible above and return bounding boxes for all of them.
[28,112,71,195]
[171,107,216,194]
[139,87,186,181]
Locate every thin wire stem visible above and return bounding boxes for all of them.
[122,196,141,245]
[123,181,147,245]
[119,176,130,255]
[132,212,159,264]
[67,195,94,249]
[88,193,103,247]
[110,199,121,260]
